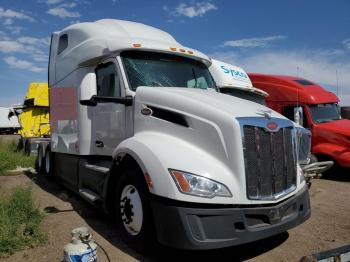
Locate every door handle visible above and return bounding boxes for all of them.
[95,140,104,148]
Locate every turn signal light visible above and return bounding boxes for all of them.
[144,172,154,189]
[171,170,190,192]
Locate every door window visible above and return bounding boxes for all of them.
[96,62,121,97]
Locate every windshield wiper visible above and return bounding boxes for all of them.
[192,67,198,88]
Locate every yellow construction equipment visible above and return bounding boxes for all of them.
[17,82,50,155]
[18,82,50,138]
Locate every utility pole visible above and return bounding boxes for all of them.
[336,69,339,96]
[297,66,299,78]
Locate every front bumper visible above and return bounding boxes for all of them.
[151,185,310,250]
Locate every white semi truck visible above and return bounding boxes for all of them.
[38,19,311,251]
[0,106,20,134]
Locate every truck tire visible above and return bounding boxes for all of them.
[24,139,31,156]
[16,138,24,152]
[44,146,55,178]
[115,168,156,253]
[35,144,44,173]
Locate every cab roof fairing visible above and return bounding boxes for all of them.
[53,19,211,76]
[248,73,340,104]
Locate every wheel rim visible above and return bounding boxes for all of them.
[120,185,143,236]
[38,148,42,169]
[45,151,50,174]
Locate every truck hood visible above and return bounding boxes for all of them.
[316,119,350,136]
[135,87,284,119]
[133,86,298,205]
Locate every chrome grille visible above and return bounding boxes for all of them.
[297,129,311,164]
[242,125,297,200]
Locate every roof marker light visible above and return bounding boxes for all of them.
[179,49,186,53]
[187,50,193,54]
[170,47,177,51]
[133,43,142,48]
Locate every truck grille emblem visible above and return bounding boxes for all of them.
[266,122,278,131]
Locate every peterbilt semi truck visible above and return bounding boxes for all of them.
[249,74,350,170]
[37,19,310,251]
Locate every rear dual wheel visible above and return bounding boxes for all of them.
[35,145,54,178]
[35,145,44,173]
[44,146,55,178]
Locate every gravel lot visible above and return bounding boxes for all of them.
[0,171,349,262]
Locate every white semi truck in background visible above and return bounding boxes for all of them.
[37,19,311,252]
[208,59,333,176]
[0,107,20,134]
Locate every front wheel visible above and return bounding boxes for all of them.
[115,169,156,253]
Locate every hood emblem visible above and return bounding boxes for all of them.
[266,122,279,131]
[257,109,272,119]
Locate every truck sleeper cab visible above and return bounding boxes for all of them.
[249,74,350,169]
[42,19,310,251]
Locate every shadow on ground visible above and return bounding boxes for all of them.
[321,167,350,182]
[24,171,289,262]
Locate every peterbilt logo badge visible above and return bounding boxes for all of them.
[256,109,272,119]
[266,122,278,131]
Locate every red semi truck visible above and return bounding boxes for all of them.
[248,74,350,169]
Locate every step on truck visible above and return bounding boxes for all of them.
[249,73,350,170]
[38,19,311,251]
[209,59,333,177]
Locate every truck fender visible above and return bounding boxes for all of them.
[110,132,238,204]
[313,143,346,160]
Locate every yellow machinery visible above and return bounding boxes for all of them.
[18,82,50,138]
[17,82,50,155]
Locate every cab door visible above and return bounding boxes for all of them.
[93,60,126,155]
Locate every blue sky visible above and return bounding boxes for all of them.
[0,0,349,106]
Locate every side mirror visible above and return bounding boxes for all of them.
[80,72,97,105]
[294,106,304,126]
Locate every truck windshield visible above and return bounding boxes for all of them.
[121,51,215,91]
[309,103,341,123]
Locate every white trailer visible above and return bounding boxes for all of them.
[0,106,20,134]
[39,19,311,252]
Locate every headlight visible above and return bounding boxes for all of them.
[169,169,232,198]
[296,127,311,165]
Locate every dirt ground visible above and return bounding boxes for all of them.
[0,172,349,262]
